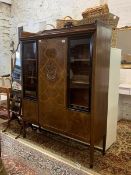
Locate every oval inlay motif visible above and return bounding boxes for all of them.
[45,62,57,81]
[45,48,57,58]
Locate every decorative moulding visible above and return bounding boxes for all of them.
[0,0,11,5]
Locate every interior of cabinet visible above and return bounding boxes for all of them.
[67,36,92,112]
[22,41,38,99]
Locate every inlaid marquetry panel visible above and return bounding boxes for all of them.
[38,38,68,132]
[38,38,91,142]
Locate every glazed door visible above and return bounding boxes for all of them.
[38,38,68,132]
[21,40,38,124]
[22,41,38,100]
[67,36,92,112]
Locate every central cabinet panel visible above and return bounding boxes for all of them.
[38,38,68,133]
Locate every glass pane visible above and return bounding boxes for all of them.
[68,36,92,111]
[22,41,37,99]
[23,60,37,77]
[23,75,37,98]
[23,42,36,59]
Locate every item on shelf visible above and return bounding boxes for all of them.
[38,24,56,34]
[80,4,119,48]
[56,5,119,47]
[81,4,119,28]
[56,16,80,29]
[82,4,109,18]
[80,13,119,28]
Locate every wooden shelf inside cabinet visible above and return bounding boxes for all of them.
[23,74,37,79]
[69,104,90,112]
[71,80,90,85]
[71,81,90,89]
[23,73,37,76]
[71,59,90,62]
[24,90,37,99]
[26,76,37,79]
[23,58,37,61]
[25,91,36,95]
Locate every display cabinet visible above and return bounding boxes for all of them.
[20,21,112,167]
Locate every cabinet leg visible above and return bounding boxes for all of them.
[102,135,106,155]
[2,115,14,132]
[15,125,23,139]
[23,121,26,138]
[90,144,94,168]
[38,126,42,132]
[0,138,1,157]
[2,119,11,132]
[7,92,10,119]
[2,113,12,132]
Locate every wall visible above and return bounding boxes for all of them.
[108,0,131,27]
[0,0,131,75]
[10,0,99,44]
[116,29,131,61]
[0,2,11,75]
[119,69,131,121]
[101,0,131,27]
[119,95,131,121]
[10,0,131,43]
[0,0,11,4]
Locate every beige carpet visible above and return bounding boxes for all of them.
[0,116,131,175]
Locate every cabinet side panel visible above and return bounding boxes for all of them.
[91,23,112,144]
[106,48,121,149]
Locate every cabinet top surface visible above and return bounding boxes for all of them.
[20,20,111,41]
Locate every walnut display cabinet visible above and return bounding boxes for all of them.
[20,21,112,167]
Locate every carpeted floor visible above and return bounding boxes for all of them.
[0,114,131,175]
[0,109,8,120]
[2,154,37,175]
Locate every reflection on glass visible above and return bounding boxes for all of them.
[23,75,37,98]
[22,41,37,99]
[23,42,36,59]
[68,37,92,112]
[12,44,22,91]
[16,51,21,66]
